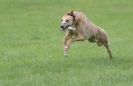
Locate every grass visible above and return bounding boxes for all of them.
[0,0,133,86]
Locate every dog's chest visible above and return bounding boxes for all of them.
[68,27,78,36]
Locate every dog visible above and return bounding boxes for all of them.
[60,11,112,59]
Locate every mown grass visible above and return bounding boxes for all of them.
[0,0,133,86]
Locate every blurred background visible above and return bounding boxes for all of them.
[0,0,133,86]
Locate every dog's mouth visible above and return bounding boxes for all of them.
[60,25,70,31]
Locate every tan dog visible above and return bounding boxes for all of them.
[60,11,112,59]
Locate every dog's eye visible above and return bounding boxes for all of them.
[61,20,63,22]
[66,20,69,22]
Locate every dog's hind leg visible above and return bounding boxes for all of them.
[97,41,102,46]
[88,36,96,43]
[103,42,113,59]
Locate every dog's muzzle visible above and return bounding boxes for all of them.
[60,25,65,31]
[60,25,64,28]
[60,25,69,31]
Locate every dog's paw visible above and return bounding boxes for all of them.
[64,53,68,57]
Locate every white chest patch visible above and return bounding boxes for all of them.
[68,26,76,31]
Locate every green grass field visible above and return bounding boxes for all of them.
[0,0,133,86]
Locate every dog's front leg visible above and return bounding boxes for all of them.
[64,32,73,56]
[64,38,72,56]
[72,34,85,42]
[64,35,85,56]
[64,33,85,56]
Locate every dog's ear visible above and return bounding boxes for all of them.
[67,11,80,24]
[67,11,74,16]
[70,11,74,16]
[73,12,80,24]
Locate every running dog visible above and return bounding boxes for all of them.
[60,11,112,59]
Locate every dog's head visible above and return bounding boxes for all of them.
[60,11,79,31]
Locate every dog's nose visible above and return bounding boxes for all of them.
[60,25,64,28]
